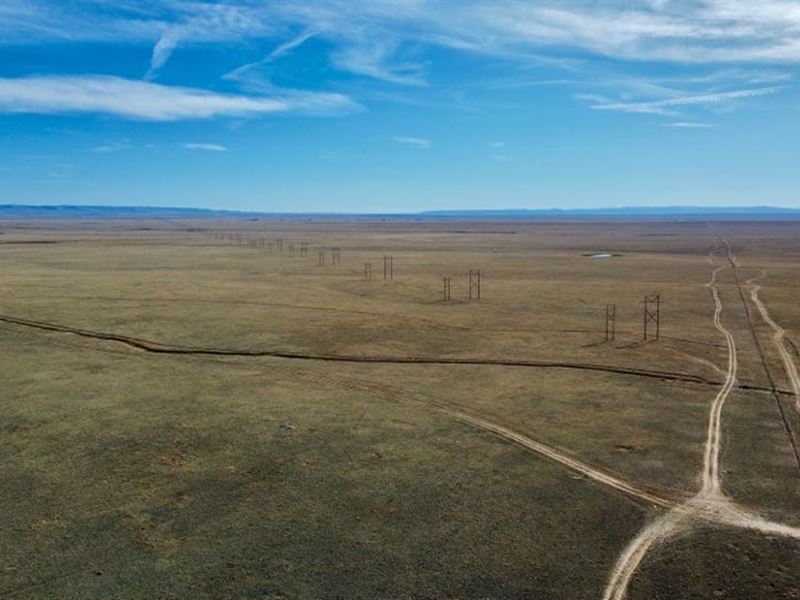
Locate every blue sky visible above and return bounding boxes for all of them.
[1,0,799,212]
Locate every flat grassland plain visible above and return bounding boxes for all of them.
[1,217,799,599]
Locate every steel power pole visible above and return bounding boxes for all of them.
[605,303,617,342]
[468,269,481,301]
[643,294,660,340]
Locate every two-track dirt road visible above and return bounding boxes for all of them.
[603,242,800,600]
[748,274,800,412]
[3,236,800,599]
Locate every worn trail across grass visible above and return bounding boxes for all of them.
[603,241,800,600]
[749,274,800,414]
[0,223,800,600]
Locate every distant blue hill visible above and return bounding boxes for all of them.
[1,204,799,219]
[0,205,261,219]
[419,206,800,218]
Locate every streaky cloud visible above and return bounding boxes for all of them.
[588,86,784,115]
[662,121,714,128]
[392,136,432,149]
[0,75,358,121]
[181,142,228,152]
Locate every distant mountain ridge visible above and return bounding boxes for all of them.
[1,204,799,219]
[420,206,800,217]
[0,205,261,219]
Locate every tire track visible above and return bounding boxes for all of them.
[716,236,800,471]
[1,315,687,509]
[603,260,738,600]
[748,274,800,412]
[603,244,800,600]
[705,234,800,466]
[260,362,678,509]
[745,272,800,470]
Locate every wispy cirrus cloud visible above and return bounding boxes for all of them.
[584,86,784,116]
[145,3,276,79]
[330,37,427,86]
[662,121,714,128]
[465,1,800,64]
[181,142,227,152]
[6,1,800,77]
[224,26,319,83]
[91,139,132,153]
[269,27,318,61]
[0,75,357,120]
[393,136,431,149]
[489,141,508,160]
[0,0,797,123]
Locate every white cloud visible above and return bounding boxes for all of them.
[0,75,357,120]
[466,1,800,64]
[223,26,319,85]
[147,31,181,79]
[393,136,431,149]
[0,0,798,124]
[145,3,276,79]
[331,38,428,86]
[662,121,714,128]
[490,141,505,148]
[181,142,228,152]
[586,86,784,115]
[269,27,318,61]
[91,139,132,153]
[5,1,800,73]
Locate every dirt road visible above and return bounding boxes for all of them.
[748,275,800,412]
[603,244,800,600]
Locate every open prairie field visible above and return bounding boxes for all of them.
[2,217,799,599]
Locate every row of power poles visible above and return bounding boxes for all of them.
[362,256,394,280]
[605,294,661,342]
[204,232,666,340]
[441,269,481,302]
[204,231,489,302]
[318,247,341,266]
[205,232,310,258]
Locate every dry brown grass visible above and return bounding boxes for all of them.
[1,217,799,598]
